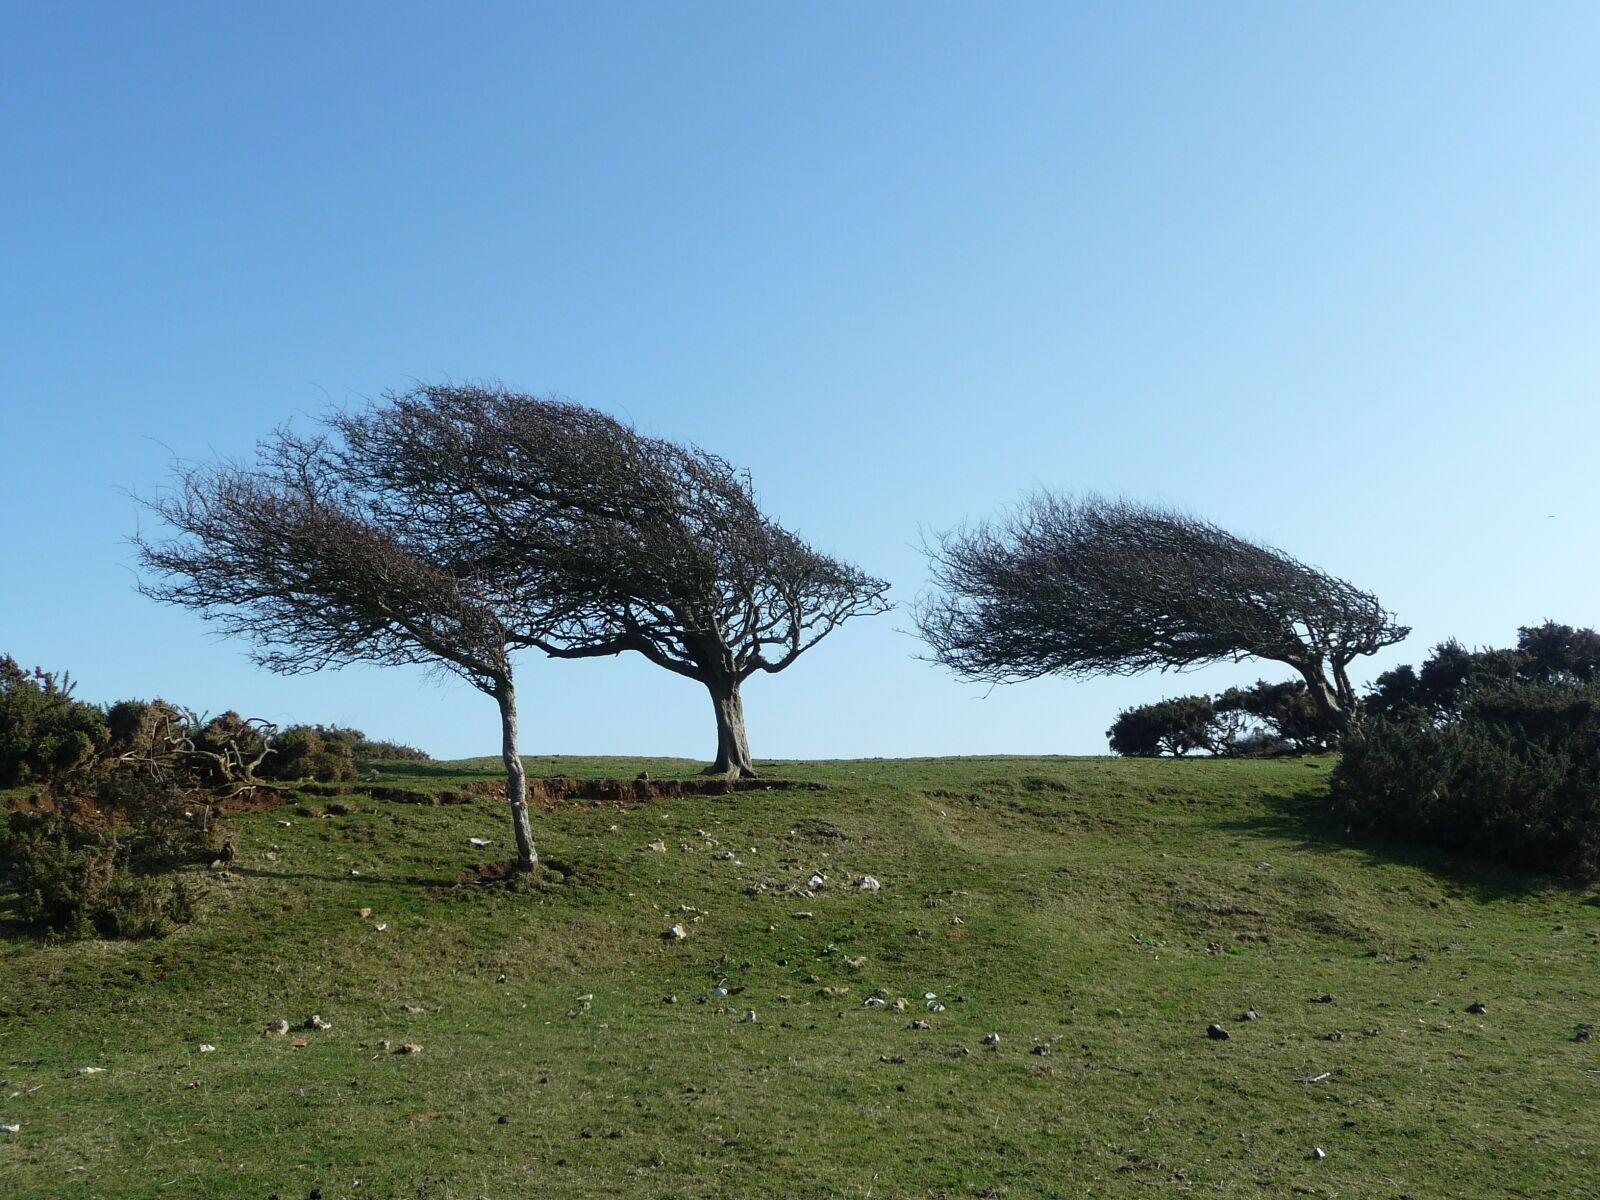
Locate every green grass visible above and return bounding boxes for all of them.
[2,755,1597,1198]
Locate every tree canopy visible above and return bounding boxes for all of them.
[916,493,1407,726]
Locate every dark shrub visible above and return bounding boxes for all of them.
[1107,696,1216,757]
[1332,628,1600,882]
[0,657,109,788]
[261,725,358,783]
[1,774,221,939]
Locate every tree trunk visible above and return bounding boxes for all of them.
[1293,662,1346,733]
[707,678,756,780]
[495,679,538,870]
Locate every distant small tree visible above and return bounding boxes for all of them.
[1106,695,1215,757]
[530,437,892,778]
[1212,680,1334,754]
[917,493,1407,729]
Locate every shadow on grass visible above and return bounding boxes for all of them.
[229,865,464,889]
[1214,791,1557,903]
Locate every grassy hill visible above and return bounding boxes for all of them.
[2,755,1596,1198]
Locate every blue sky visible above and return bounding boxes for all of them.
[3,2,1597,761]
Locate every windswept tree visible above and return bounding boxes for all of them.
[529,437,892,778]
[916,493,1407,728]
[135,390,648,871]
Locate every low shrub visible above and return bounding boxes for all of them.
[1,773,224,939]
[1331,624,1600,882]
[260,725,358,783]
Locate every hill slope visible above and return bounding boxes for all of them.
[2,756,1596,1198]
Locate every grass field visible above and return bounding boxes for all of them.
[2,754,1597,1199]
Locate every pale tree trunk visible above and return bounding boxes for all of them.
[706,677,756,780]
[495,678,538,870]
[1293,660,1346,733]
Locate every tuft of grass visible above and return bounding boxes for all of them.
[2,754,1596,1198]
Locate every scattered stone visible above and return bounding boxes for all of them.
[1573,1024,1592,1043]
[1466,1002,1488,1015]
[808,873,826,890]
[396,1042,422,1055]
[1409,951,1429,962]
[951,1045,971,1057]
[892,998,909,1012]
[717,851,736,861]
[924,992,937,1000]
[306,1015,332,1030]
[927,1001,946,1013]
[74,1066,107,1076]
[264,1020,290,1038]
[844,955,868,971]
[663,994,677,1005]
[497,1115,510,1124]
[291,1038,309,1049]
[374,923,388,932]
[1207,1024,1231,1041]
[1311,994,1335,1004]
[198,1044,216,1053]
[855,875,882,892]
[1030,1044,1051,1056]
[982,1033,1001,1046]
[648,841,667,853]
[1326,1030,1344,1041]
[911,1019,931,1031]
[1241,1009,1260,1022]
[820,986,849,998]
[1311,1147,1327,1161]
[665,924,688,941]
[879,1054,907,1064]
[468,837,491,847]
[864,997,886,1009]
[742,1010,757,1023]
[1363,1028,1380,1037]
[0,1123,18,1134]
[793,911,814,920]
[358,906,371,919]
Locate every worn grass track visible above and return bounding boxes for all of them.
[2,755,1596,1198]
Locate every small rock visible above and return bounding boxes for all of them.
[892,998,909,1012]
[716,851,736,861]
[468,837,491,847]
[1573,1024,1592,1043]
[0,1123,18,1134]
[396,1042,422,1055]
[264,1020,290,1038]
[358,908,372,919]
[306,1015,332,1030]
[793,911,814,920]
[663,994,677,1005]
[665,924,688,941]
[1241,1009,1260,1021]
[982,1033,1001,1046]
[1466,1002,1488,1015]
[855,875,882,892]
[844,955,868,971]
[74,1066,107,1076]
[927,1001,946,1013]
[291,1038,309,1048]
[1311,1147,1327,1161]
[1326,1030,1344,1041]
[1207,1024,1231,1040]
[820,986,849,998]
[497,1115,510,1124]
[864,997,886,1009]
[742,1010,757,1023]
[198,1044,216,1053]
[1030,1044,1051,1056]
[647,841,667,853]
[808,873,826,890]
[711,986,730,998]
[496,973,508,983]
[951,1045,971,1057]
[374,923,388,932]
[1311,994,1334,1004]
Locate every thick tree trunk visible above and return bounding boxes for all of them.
[1293,662,1346,733]
[495,679,538,870]
[706,678,756,780]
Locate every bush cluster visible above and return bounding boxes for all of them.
[1107,679,1335,758]
[1331,622,1600,881]
[1,773,226,939]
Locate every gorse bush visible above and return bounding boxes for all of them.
[1331,623,1600,882]
[260,725,359,783]
[0,774,225,939]
[0,657,109,787]
[1106,680,1336,758]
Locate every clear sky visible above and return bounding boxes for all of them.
[3,2,1597,762]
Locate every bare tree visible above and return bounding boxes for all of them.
[915,493,1407,727]
[134,389,643,871]
[529,438,892,777]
